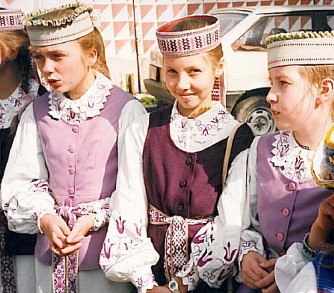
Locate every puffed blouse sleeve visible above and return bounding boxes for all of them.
[238,137,266,265]
[1,103,55,234]
[100,113,160,293]
[275,243,317,293]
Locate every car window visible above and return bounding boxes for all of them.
[328,15,334,29]
[213,12,247,36]
[232,14,312,52]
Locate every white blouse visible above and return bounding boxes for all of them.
[0,73,146,234]
[0,79,39,129]
[100,102,251,293]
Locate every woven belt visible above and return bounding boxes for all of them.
[0,212,16,293]
[148,204,212,281]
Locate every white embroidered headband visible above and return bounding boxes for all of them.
[156,14,221,57]
[266,31,334,69]
[0,9,24,31]
[25,2,95,46]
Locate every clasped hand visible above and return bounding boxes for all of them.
[40,214,94,256]
[241,251,279,293]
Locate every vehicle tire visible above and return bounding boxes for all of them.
[234,95,276,136]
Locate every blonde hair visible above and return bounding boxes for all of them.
[0,29,33,93]
[299,65,334,117]
[36,7,110,79]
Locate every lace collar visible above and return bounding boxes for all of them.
[48,72,112,124]
[170,101,236,151]
[0,79,39,129]
[271,131,314,182]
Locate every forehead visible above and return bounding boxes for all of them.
[31,39,81,54]
[269,65,302,77]
[163,52,210,67]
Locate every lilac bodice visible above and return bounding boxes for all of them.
[257,133,332,255]
[33,86,134,269]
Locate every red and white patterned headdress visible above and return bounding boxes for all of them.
[266,30,334,69]
[25,2,95,46]
[0,9,24,31]
[156,14,221,57]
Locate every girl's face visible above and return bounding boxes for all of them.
[163,53,217,117]
[32,40,97,100]
[267,65,318,131]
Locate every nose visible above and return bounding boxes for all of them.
[266,88,278,104]
[176,73,190,91]
[40,58,54,76]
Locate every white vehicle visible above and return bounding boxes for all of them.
[144,5,334,135]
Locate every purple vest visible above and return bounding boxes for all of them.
[257,133,332,255]
[143,105,254,284]
[33,86,134,269]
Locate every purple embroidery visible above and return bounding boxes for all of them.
[116,216,126,234]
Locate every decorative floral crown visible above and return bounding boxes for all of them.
[25,1,95,46]
[156,14,221,57]
[266,30,334,69]
[0,9,24,31]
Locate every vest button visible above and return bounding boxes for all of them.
[72,126,79,133]
[185,157,192,165]
[69,187,75,195]
[179,180,187,188]
[69,167,75,174]
[288,182,296,191]
[282,208,290,217]
[69,147,75,153]
[276,232,284,241]
[177,205,184,212]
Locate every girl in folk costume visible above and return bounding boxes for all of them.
[0,8,45,293]
[234,31,334,293]
[1,2,146,293]
[100,15,254,293]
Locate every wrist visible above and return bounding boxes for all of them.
[302,233,319,261]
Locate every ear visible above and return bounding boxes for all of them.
[86,48,98,67]
[319,78,334,103]
[215,58,224,78]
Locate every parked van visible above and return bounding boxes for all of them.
[144,5,334,135]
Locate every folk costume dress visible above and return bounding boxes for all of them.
[235,131,332,292]
[100,101,254,293]
[0,79,40,293]
[1,73,146,293]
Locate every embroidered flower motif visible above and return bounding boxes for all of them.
[48,72,112,124]
[270,131,314,181]
[170,102,235,149]
[0,80,39,129]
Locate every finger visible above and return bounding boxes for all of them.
[59,242,82,255]
[66,225,85,243]
[259,258,277,271]
[51,231,68,249]
[261,281,279,293]
[256,271,275,289]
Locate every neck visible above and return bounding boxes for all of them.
[66,69,96,100]
[293,118,333,150]
[0,61,21,100]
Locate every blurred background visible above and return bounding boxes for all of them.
[1,0,333,95]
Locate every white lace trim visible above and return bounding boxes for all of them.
[270,131,314,182]
[48,72,112,124]
[0,79,39,129]
[170,102,235,150]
